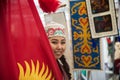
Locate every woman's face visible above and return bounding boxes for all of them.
[49,36,66,59]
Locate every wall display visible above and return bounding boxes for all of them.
[86,0,118,38]
[70,0,102,70]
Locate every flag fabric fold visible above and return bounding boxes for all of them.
[0,0,62,80]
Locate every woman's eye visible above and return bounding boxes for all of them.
[61,42,66,44]
[51,41,58,44]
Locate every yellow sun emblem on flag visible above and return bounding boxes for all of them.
[17,60,54,80]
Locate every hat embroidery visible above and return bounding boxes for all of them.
[45,21,66,37]
[47,28,65,37]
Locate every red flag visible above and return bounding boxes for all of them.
[0,0,62,80]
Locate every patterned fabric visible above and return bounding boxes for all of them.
[45,21,66,38]
[70,0,101,70]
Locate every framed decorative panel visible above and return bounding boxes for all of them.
[86,0,118,38]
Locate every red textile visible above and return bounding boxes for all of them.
[0,0,62,80]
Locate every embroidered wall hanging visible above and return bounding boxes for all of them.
[70,0,102,70]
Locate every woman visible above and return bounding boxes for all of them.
[45,21,71,80]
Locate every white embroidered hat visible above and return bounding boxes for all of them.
[45,21,66,38]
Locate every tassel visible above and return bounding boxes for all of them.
[38,0,60,13]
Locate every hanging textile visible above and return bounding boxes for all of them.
[70,0,101,70]
[0,0,62,80]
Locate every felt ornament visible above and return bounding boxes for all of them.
[38,0,60,13]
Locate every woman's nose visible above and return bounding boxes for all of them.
[57,43,62,49]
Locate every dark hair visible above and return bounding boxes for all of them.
[58,55,71,80]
